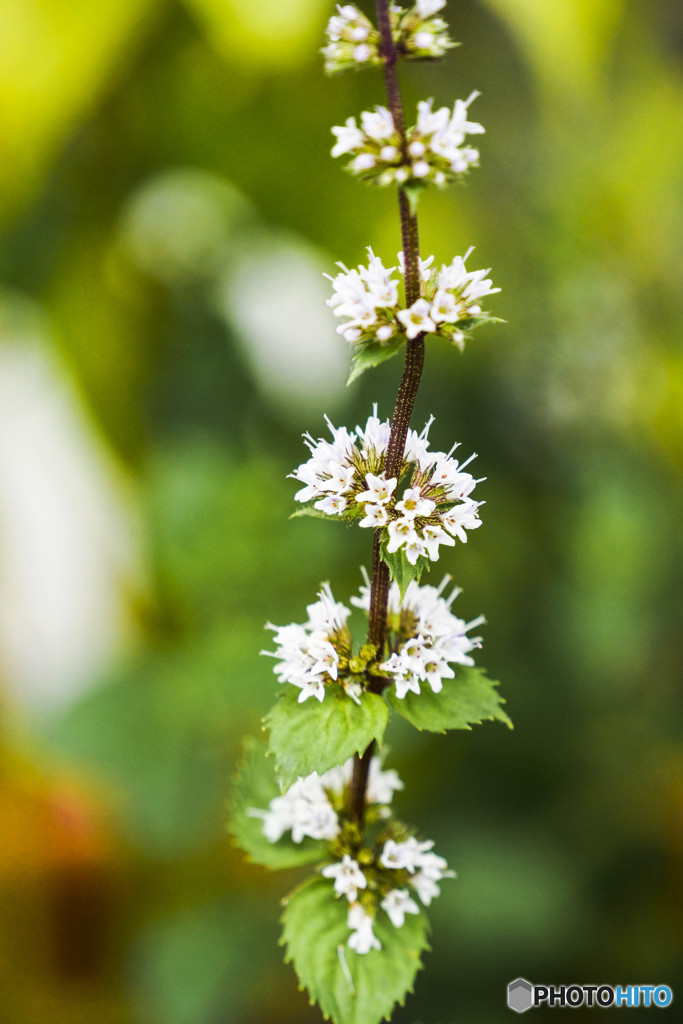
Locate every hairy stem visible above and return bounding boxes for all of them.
[350,0,426,827]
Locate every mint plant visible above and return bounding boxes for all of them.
[231,3,511,1021]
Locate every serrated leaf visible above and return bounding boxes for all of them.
[289,506,345,521]
[380,542,429,600]
[388,666,513,733]
[230,737,328,869]
[347,338,404,386]
[265,686,389,789]
[281,877,430,1024]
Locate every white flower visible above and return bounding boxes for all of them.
[361,107,395,141]
[416,98,450,136]
[359,503,390,529]
[324,461,356,494]
[250,757,404,848]
[397,298,436,339]
[436,250,500,313]
[381,889,421,928]
[263,584,350,701]
[366,760,404,805]
[378,835,454,910]
[384,648,421,698]
[331,117,364,157]
[322,854,368,900]
[416,0,446,17]
[402,95,485,181]
[247,798,292,843]
[347,904,381,954]
[386,516,420,554]
[429,452,478,498]
[412,871,441,905]
[404,536,427,564]
[412,851,455,905]
[380,838,410,870]
[431,289,461,323]
[325,249,400,346]
[351,153,375,172]
[441,499,483,542]
[421,523,455,560]
[306,586,351,633]
[380,836,433,872]
[413,30,434,49]
[450,92,486,138]
[372,576,485,698]
[395,486,436,519]
[417,850,450,877]
[314,494,347,515]
[249,773,340,845]
[296,676,326,703]
[356,407,392,456]
[356,471,397,506]
[363,247,399,304]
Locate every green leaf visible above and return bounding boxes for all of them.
[230,738,328,869]
[380,542,429,600]
[281,877,430,1024]
[347,338,404,386]
[289,506,345,521]
[388,666,513,733]
[265,686,389,789]
[457,314,507,332]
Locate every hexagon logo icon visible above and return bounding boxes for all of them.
[508,978,534,1013]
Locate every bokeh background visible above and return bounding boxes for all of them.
[1,0,682,1021]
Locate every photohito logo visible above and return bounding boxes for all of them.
[507,979,673,1013]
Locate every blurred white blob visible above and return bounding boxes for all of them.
[119,169,251,285]
[0,292,138,714]
[216,235,348,420]
[119,168,348,420]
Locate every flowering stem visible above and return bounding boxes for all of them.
[350,0,426,827]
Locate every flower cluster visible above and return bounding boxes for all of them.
[327,247,499,351]
[353,575,484,698]
[251,758,453,955]
[322,1,454,75]
[248,756,402,845]
[325,833,453,953]
[396,0,454,61]
[331,94,483,188]
[264,574,483,703]
[262,584,354,703]
[322,4,382,74]
[379,836,454,906]
[291,408,483,565]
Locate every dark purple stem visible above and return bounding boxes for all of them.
[349,0,426,827]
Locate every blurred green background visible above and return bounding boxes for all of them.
[1,0,682,1021]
